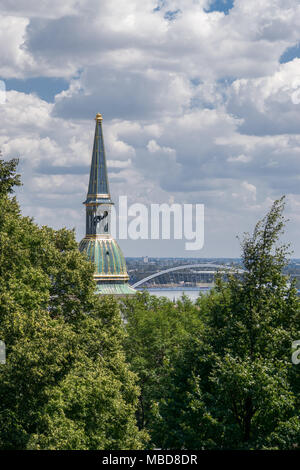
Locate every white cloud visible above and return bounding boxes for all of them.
[147,139,175,154]
[228,154,252,163]
[241,181,257,202]
[1,0,299,79]
[0,16,34,77]
[0,0,84,18]
[1,1,300,256]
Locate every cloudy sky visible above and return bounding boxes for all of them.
[1,0,300,257]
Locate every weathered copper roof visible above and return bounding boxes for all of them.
[79,237,129,279]
[95,283,136,296]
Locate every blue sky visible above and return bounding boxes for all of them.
[4,77,69,102]
[0,0,300,257]
[280,43,300,63]
[206,0,234,15]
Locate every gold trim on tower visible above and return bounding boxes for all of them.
[84,234,112,240]
[93,274,130,281]
[86,193,110,199]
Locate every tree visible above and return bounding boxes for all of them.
[0,156,21,196]
[202,197,300,449]
[127,198,300,449]
[121,291,203,445]
[0,157,145,449]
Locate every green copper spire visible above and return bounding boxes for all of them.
[79,113,136,296]
[84,113,112,204]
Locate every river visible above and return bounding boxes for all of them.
[136,287,211,301]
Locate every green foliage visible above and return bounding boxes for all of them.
[124,197,300,449]
[121,291,204,443]
[0,158,145,449]
[0,157,21,197]
[1,156,298,450]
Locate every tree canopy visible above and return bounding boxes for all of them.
[0,157,298,450]
[123,197,300,449]
[0,157,146,449]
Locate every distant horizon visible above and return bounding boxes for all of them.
[125,256,300,261]
[1,1,300,257]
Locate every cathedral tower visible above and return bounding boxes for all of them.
[79,113,135,295]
